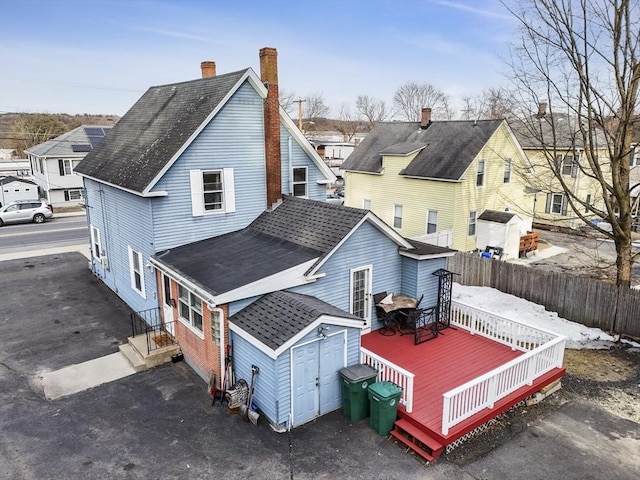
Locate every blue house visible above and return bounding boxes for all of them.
[75,48,334,316]
[151,195,454,429]
[75,47,456,431]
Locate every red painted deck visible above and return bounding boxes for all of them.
[361,326,565,447]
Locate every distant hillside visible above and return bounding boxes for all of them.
[0,113,120,155]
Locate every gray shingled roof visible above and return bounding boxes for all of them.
[478,210,517,224]
[509,114,607,150]
[341,119,504,181]
[0,176,36,186]
[75,69,249,193]
[153,196,369,297]
[249,195,368,253]
[154,227,322,297]
[25,125,111,157]
[403,238,456,256]
[229,290,359,350]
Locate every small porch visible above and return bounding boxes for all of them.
[360,300,566,462]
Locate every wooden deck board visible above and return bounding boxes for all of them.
[362,326,565,444]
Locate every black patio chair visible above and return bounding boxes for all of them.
[374,292,396,336]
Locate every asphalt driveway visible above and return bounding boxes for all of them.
[1,253,638,479]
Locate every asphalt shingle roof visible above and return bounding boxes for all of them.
[341,119,504,181]
[0,176,36,186]
[26,125,111,157]
[154,196,369,297]
[75,69,249,193]
[229,290,359,350]
[478,210,517,224]
[403,238,456,256]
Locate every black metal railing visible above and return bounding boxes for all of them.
[130,307,178,354]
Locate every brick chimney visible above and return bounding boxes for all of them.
[201,61,216,78]
[537,102,547,118]
[260,47,282,206]
[420,108,432,129]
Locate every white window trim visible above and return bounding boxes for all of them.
[503,159,512,184]
[393,204,403,229]
[128,246,146,299]
[177,285,205,339]
[292,166,308,198]
[476,160,485,187]
[90,225,101,261]
[548,193,567,215]
[427,210,438,234]
[468,211,477,237]
[189,168,235,217]
[65,189,84,201]
[349,264,372,324]
[362,199,371,210]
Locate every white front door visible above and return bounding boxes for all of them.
[162,273,174,336]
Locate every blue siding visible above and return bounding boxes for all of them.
[416,257,447,309]
[84,179,157,313]
[400,257,418,298]
[228,296,260,316]
[292,221,403,331]
[230,333,279,424]
[280,127,327,202]
[152,82,267,250]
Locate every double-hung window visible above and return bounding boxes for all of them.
[90,225,101,260]
[427,210,438,234]
[560,154,577,177]
[58,159,73,176]
[292,167,307,197]
[476,160,485,187]
[546,193,567,215]
[128,247,146,298]
[178,285,203,333]
[468,211,477,236]
[393,204,403,229]
[190,168,235,216]
[503,159,512,183]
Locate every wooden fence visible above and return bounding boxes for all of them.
[446,253,640,338]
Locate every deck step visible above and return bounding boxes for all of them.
[391,418,444,462]
[118,343,147,372]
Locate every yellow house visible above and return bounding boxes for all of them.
[510,106,616,229]
[341,110,534,252]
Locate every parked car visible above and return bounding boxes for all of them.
[0,200,53,226]
[326,193,344,205]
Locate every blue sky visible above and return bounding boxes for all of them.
[0,0,517,117]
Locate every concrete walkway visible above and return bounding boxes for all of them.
[40,352,136,400]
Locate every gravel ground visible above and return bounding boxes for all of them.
[442,345,640,465]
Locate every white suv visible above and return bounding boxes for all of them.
[0,200,53,226]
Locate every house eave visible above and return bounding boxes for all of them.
[79,173,168,197]
[399,250,457,260]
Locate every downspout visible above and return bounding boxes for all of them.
[214,307,225,389]
[288,137,293,194]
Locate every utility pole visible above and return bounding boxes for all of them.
[294,98,306,131]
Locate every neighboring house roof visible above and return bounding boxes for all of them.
[152,196,419,304]
[229,290,360,352]
[0,176,36,186]
[478,210,518,224]
[341,119,504,181]
[510,114,607,150]
[25,125,111,157]
[402,239,456,257]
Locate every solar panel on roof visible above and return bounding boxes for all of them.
[84,127,109,148]
[72,144,92,152]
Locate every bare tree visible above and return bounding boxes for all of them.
[9,115,67,157]
[505,0,639,288]
[460,88,516,120]
[392,82,450,121]
[303,92,331,120]
[355,95,390,129]
[333,104,360,141]
[279,88,297,116]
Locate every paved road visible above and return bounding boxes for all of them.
[0,216,88,256]
[1,253,638,479]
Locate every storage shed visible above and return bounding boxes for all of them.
[476,210,532,260]
[229,291,365,430]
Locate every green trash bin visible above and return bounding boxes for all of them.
[339,365,378,421]
[368,381,403,435]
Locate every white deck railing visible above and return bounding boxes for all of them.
[361,347,415,413]
[441,300,566,435]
